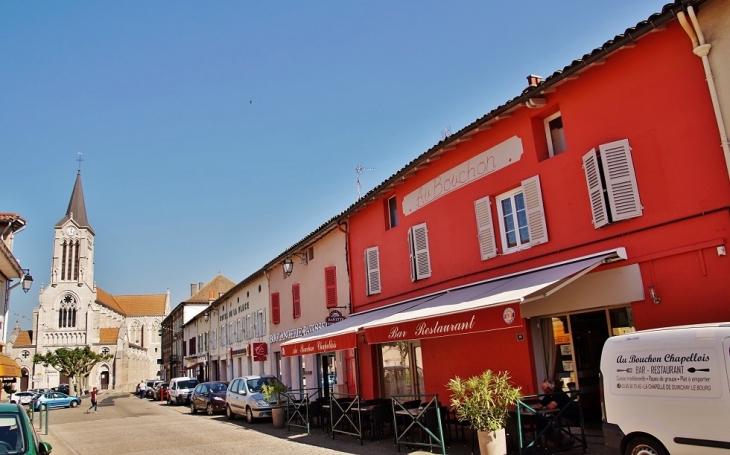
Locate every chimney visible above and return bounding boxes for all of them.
[190,284,197,297]
[199,282,204,291]
[526,74,542,88]
[208,290,216,302]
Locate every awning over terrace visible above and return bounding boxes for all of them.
[362,250,624,343]
[280,294,442,357]
[281,248,625,355]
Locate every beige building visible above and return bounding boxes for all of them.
[5,171,170,392]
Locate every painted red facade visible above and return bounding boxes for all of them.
[343,19,730,404]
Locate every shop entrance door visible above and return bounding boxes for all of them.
[569,310,609,421]
[319,353,336,400]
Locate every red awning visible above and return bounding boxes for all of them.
[363,250,622,343]
[280,294,440,357]
[185,362,203,371]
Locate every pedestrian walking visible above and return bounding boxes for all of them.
[138,380,146,399]
[86,387,99,413]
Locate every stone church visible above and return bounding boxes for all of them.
[6,171,170,392]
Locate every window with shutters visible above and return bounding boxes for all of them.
[292,283,301,319]
[325,266,337,308]
[271,292,281,325]
[257,310,266,337]
[544,111,567,157]
[364,247,382,296]
[582,138,642,228]
[474,196,497,260]
[495,175,548,253]
[408,223,432,281]
[246,315,253,340]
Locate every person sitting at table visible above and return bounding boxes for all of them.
[533,379,570,410]
[533,379,573,448]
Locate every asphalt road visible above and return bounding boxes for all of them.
[36,393,618,455]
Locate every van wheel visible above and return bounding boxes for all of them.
[246,407,254,423]
[226,405,236,420]
[625,436,668,455]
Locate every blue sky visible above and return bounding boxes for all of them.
[2,0,665,329]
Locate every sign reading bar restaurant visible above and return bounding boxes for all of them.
[364,304,522,343]
[402,136,523,216]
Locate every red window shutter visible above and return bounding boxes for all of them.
[292,284,301,319]
[271,293,280,325]
[325,266,337,308]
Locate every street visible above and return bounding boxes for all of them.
[37,392,618,455]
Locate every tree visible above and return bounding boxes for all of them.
[33,346,113,396]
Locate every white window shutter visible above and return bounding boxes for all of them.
[582,148,610,229]
[521,175,549,245]
[474,196,497,260]
[409,223,432,280]
[599,139,643,221]
[364,247,381,295]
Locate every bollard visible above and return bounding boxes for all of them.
[38,405,43,430]
[44,405,48,435]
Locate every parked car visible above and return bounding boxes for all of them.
[31,392,82,411]
[145,380,163,398]
[225,375,287,423]
[152,382,169,401]
[51,384,70,394]
[0,403,52,454]
[190,382,228,415]
[167,377,198,405]
[9,392,35,406]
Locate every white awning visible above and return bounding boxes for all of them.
[362,249,625,343]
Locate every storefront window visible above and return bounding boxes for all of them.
[380,342,423,399]
[609,307,635,336]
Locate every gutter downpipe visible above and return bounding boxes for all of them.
[678,7,730,180]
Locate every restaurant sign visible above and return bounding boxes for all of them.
[281,332,357,358]
[365,305,521,343]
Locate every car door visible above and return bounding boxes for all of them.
[194,385,205,410]
[229,379,241,413]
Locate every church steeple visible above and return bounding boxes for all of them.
[55,171,94,234]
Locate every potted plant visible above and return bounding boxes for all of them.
[262,381,289,429]
[448,370,522,455]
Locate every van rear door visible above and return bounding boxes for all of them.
[724,338,730,395]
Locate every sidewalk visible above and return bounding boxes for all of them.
[36,393,618,454]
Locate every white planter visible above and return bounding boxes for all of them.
[477,428,506,455]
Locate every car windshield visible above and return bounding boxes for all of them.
[208,383,227,393]
[177,380,197,389]
[0,415,25,454]
[246,377,282,393]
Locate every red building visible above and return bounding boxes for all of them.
[281,0,730,422]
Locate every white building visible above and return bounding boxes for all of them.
[6,171,170,392]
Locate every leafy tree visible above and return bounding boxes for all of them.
[33,346,113,396]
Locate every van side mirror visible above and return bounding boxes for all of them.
[39,442,52,455]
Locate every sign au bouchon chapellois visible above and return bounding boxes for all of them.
[612,348,721,398]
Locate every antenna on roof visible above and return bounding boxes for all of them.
[356,163,374,198]
[441,127,452,140]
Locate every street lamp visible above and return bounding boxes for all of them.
[20,270,33,293]
[282,252,308,277]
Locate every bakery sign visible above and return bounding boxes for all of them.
[326,310,346,325]
[364,305,521,343]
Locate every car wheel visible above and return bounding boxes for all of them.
[246,406,254,424]
[190,401,197,414]
[70,401,78,408]
[226,405,236,420]
[40,404,47,411]
[625,436,668,455]
[206,403,214,416]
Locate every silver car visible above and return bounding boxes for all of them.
[225,375,286,423]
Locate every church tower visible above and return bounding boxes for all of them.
[51,170,95,289]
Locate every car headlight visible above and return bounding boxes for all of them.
[212,397,224,401]
[255,400,269,408]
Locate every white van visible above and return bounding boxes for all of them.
[601,323,730,455]
[167,377,198,405]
